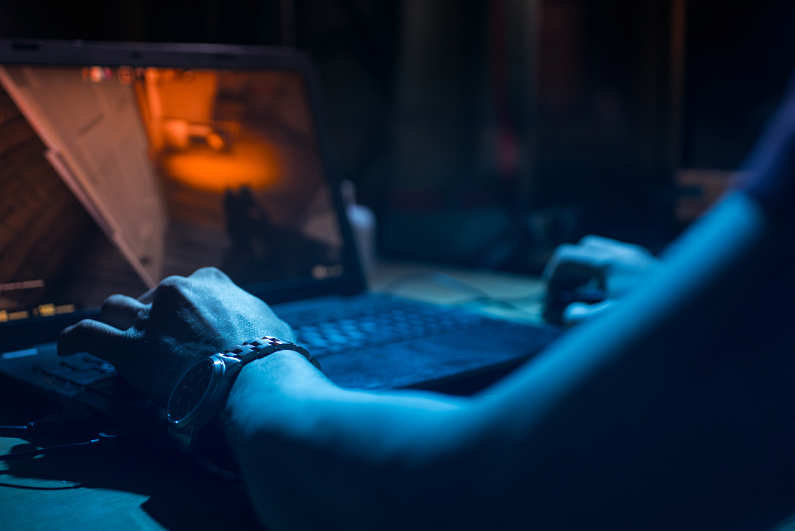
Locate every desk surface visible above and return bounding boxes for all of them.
[0,261,545,531]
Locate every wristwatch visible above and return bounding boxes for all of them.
[167,336,320,479]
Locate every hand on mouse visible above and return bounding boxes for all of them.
[58,267,295,407]
[543,235,661,326]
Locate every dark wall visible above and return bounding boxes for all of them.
[683,0,795,170]
[532,0,677,242]
[0,1,279,45]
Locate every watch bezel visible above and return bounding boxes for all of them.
[167,356,226,427]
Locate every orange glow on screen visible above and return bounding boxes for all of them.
[162,140,282,192]
[132,68,291,193]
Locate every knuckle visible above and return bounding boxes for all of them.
[73,319,99,333]
[625,242,650,255]
[60,319,98,345]
[160,274,187,286]
[153,276,190,303]
[579,235,603,245]
[101,294,126,312]
[556,243,578,254]
[194,267,231,282]
[104,293,126,304]
[157,275,188,292]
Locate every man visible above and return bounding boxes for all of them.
[59,80,795,530]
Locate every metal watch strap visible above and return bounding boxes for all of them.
[219,336,321,371]
[172,336,319,481]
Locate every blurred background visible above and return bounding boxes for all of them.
[2,0,794,274]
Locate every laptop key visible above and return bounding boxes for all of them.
[288,299,492,359]
[33,354,118,387]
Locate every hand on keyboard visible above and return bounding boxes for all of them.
[543,235,662,326]
[57,267,294,407]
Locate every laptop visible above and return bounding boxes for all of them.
[0,39,562,431]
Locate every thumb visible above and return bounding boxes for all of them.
[563,300,615,326]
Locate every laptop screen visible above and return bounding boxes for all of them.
[0,61,347,330]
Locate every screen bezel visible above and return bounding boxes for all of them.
[0,39,367,351]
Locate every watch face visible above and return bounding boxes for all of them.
[167,358,221,424]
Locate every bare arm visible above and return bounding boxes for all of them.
[222,353,475,529]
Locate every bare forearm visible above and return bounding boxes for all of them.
[221,351,471,530]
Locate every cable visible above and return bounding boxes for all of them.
[0,439,100,461]
[0,411,104,441]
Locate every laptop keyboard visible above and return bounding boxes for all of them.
[33,354,118,387]
[28,299,486,385]
[285,298,486,356]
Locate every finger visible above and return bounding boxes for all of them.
[138,287,156,304]
[544,254,607,295]
[101,294,147,330]
[151,275,191,306]
[579,235,622,250]
[58,319,131,365]
[542,243,578,281]
[563,300,615,326]
[580,235,655,261]
[543,244,611,282]
[189,266,232,284]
